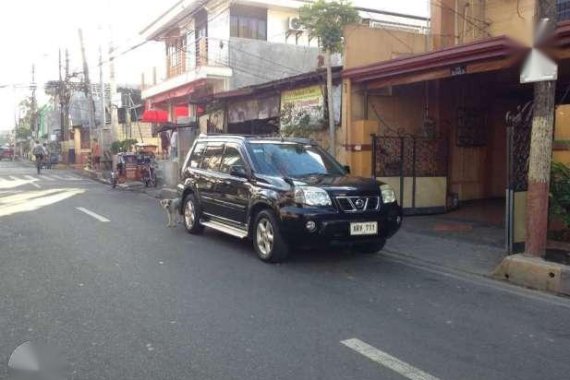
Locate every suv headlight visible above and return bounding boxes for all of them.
[380,184,396,203]
[294,187,332,207]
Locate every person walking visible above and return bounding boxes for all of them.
[32,140,45,175]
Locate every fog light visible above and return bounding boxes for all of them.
[305,220,317,232]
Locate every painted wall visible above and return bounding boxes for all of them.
[228,37,319,89]
[366,83,427,136]
[554,104,570,165]
[379,177,447,210]
[343,24,428,70]
[267,8,319,47]
[485,0,535,46]
[431,0,536,49]
[208,5,231,67]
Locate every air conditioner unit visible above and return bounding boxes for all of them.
[288,17,305,32]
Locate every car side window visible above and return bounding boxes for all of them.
[188,142,206,168]
[220,145,245,174]
[200,144,224,172]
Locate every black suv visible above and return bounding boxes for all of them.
[177,135,402,262]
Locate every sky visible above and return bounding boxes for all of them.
[0,0,430,132]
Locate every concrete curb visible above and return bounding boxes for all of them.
[493,254,570,296]
[143,187,178,199]
[70,168,111,186]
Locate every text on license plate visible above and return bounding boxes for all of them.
[350,222,378,236]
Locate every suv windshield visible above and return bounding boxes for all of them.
[246,142,346,177]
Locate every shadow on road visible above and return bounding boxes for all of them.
[199,228,378,265]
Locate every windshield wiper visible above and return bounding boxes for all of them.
[294,172,329,178]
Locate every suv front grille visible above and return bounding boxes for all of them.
[335,196,380,213]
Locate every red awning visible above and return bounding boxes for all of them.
[141,109,168,123]
[343,35,528,84]
[174,106,189,118]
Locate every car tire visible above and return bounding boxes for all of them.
[354,239,386,254]
[253,210,289,263]
[183,194,204,234]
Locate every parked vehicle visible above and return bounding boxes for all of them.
[41,152,58,169]
[0,146,14,160]
[137,150,158,188]
[110,152,137,188]
[177,135,402,263]
[111,150,158,188]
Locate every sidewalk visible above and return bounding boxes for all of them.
[385,226,506,276]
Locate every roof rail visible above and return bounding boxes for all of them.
[197,133,316,144]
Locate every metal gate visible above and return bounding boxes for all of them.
[505,101,533,254]
[371,135,448,215]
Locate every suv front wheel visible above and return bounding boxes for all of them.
[253,210,289,263]
[183,194,204,234]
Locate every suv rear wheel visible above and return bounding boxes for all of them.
[253,210,289,263]
[183,194,204,234]
[353,239,386,254]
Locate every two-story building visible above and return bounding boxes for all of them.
[341,0,570,254]
[139,0,324,127]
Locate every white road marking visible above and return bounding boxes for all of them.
[8,176,21,181]
[51,175,67,180]
[341,338,440,380]
[76,207,110,223]
[40,175,55,181]
[23,175,38,181]
[30,182,41,189]
[58,175,80,181]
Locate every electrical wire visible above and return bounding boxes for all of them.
[430,0,490,39]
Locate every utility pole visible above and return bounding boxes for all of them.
[99,45,106,150]
[31,64,38,141]
[108,33,118,142]
[63,49,70,142]
[525,0,557,257]
[78,28,97,147]
[58,49,64,142]
[325,49,335,157]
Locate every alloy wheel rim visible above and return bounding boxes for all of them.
[256,218,274,257]
[185,200,195,228]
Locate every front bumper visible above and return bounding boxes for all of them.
[278,203,402,247]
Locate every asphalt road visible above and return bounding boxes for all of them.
[1,160,570,380]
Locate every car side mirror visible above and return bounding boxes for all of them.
[230,165,248,178]
[343,165,351,174]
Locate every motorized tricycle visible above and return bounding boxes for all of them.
[110,152,137,189]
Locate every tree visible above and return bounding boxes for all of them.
[299,0,359,156]
[15,96,35,139]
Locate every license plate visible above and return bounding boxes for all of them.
[350,222,378,236]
